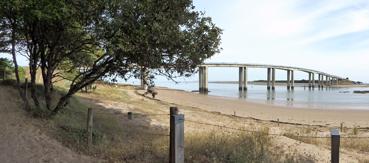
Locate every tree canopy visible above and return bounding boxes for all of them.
[0,0,222,116]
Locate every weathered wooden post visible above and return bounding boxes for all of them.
[170,107,184,163]
[331,128,340,163]
[87,108,93,150]
[128,112,133,120]
[24,78,28,99]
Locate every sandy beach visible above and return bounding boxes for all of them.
[150,88,369,128]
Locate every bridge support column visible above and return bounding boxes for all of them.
[330,77,333,86]
[317,74,320,88]
[267,68,271,90]
[239,67,244,90]
[326,76,330,87]
[271,68,275,90]
[287,70,291,90]
[198,66,208,93]
[243,67,248,91]
[291,70,294,90]
[308,73,312,89]
[312,73,315,89]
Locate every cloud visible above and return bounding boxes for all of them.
[192,0,369,82]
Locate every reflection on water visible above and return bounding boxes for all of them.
[153,81,369,110]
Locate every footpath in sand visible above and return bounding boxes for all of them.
[0,86,97,163]
[153,88,369,128]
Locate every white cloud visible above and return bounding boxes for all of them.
[194,0,369,82]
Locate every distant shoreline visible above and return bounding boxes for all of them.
[207,80,369,87]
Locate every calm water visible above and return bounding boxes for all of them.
[154,81,369,110]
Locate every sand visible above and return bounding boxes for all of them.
[0,86,99,163]
[77,84,368,162]
[151,88,369,128]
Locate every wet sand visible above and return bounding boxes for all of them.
[152,88,369,127]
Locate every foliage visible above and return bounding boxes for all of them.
[0,57,12,69]
[0,0,222,116]
[0,57,13,79]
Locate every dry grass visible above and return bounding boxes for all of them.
[284,127,369,156]
[0,81,322,162]
[46,83,316,162]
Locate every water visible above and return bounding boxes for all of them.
[154,81,369,110]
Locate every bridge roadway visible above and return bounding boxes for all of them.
[198,63,346,92]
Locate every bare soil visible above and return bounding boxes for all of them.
[0,86,99,163]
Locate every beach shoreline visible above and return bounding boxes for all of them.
[143,86,369,128]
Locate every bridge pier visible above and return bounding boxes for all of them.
[271,68,275,90]
[308,73,312,89]
[318,74,322,89]
[312,73,315,89]
[198,66,208,93]
[330,77,333,86]
[243,67,248,90]
[291,70,294,90]
[287,70,291,90]
[267,68,271,90]
[238,67,248,91]
[325,76,330,87]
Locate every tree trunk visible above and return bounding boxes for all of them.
[51,92,72,116]
[43,69,53,110]
[29,60,40,107]
[10,24,30,111]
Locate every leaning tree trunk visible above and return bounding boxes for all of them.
[10,24,30,110]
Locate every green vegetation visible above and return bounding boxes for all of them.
[0,0,222,116]
[0,58,25,80]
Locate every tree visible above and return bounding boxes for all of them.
[0,57,13,79]
[0,0,222,116]
[0,0,30,110]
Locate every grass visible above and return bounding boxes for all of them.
[284,128,369,155]
[0,81,318,162]
[185,129,315,163]
[38,83,313,162]
[185,130,274,162]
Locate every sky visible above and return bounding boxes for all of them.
[2,0,369,83]
[190,0,369,83]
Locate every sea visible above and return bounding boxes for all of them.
[131,80,369,110]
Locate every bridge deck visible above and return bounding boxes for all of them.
[200,63,344,79]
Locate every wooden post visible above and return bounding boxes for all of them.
[331,128,340,163]
[128,112,133,120]
[87,108,93,150]
[170,107,184,163]
[24,78,28,99]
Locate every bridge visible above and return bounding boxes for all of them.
[198,63,346,92]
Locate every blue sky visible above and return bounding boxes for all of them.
[190,0,369,83]
[1,0,369,83]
